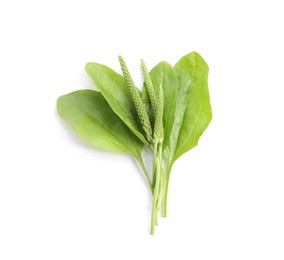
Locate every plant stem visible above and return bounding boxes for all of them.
[152,143,157,188]
[151,142,164,234]
[157,165,164,212]
[162,163,172,217]
[156,142,164,214]
[155,147,163,226]
[135,155,153,194]
[155,208,159,225]
[151,142,159,234]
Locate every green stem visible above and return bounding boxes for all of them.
[162,163,172,217]
[156,142,164,214]
[156,143,164,226]
[151,142,160,234]
[155,208,159,225]
[157,164,164,211]
[135,155,153,194]
[152,144,157,188]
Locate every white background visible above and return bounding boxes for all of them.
[0,0,284,259]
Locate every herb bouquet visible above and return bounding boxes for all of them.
[57,52,212,234]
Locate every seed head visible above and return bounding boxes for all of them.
[141,59,158,114]
[153,84,164,143]
[118,56,153,142]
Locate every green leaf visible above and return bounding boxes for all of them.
[141,62,179,149]
[166,52,212,164]
[85,62,148,144]
[57,90,143,156]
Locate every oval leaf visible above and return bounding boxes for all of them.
[85,62,147,144]
[166,52,212,164]
[57,90,143,156]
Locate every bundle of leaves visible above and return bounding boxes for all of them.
[57,52,212,234]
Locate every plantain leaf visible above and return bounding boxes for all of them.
[141,62,179,149]
[85,62,148,144]
[57,90,143,156]
[165,52,212,166]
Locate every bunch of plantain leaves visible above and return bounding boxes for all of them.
[57,52,212,234]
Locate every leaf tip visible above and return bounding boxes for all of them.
[56,95,65,118]
[85,62,93,73]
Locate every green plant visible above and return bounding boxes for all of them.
[57,52,212,234]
